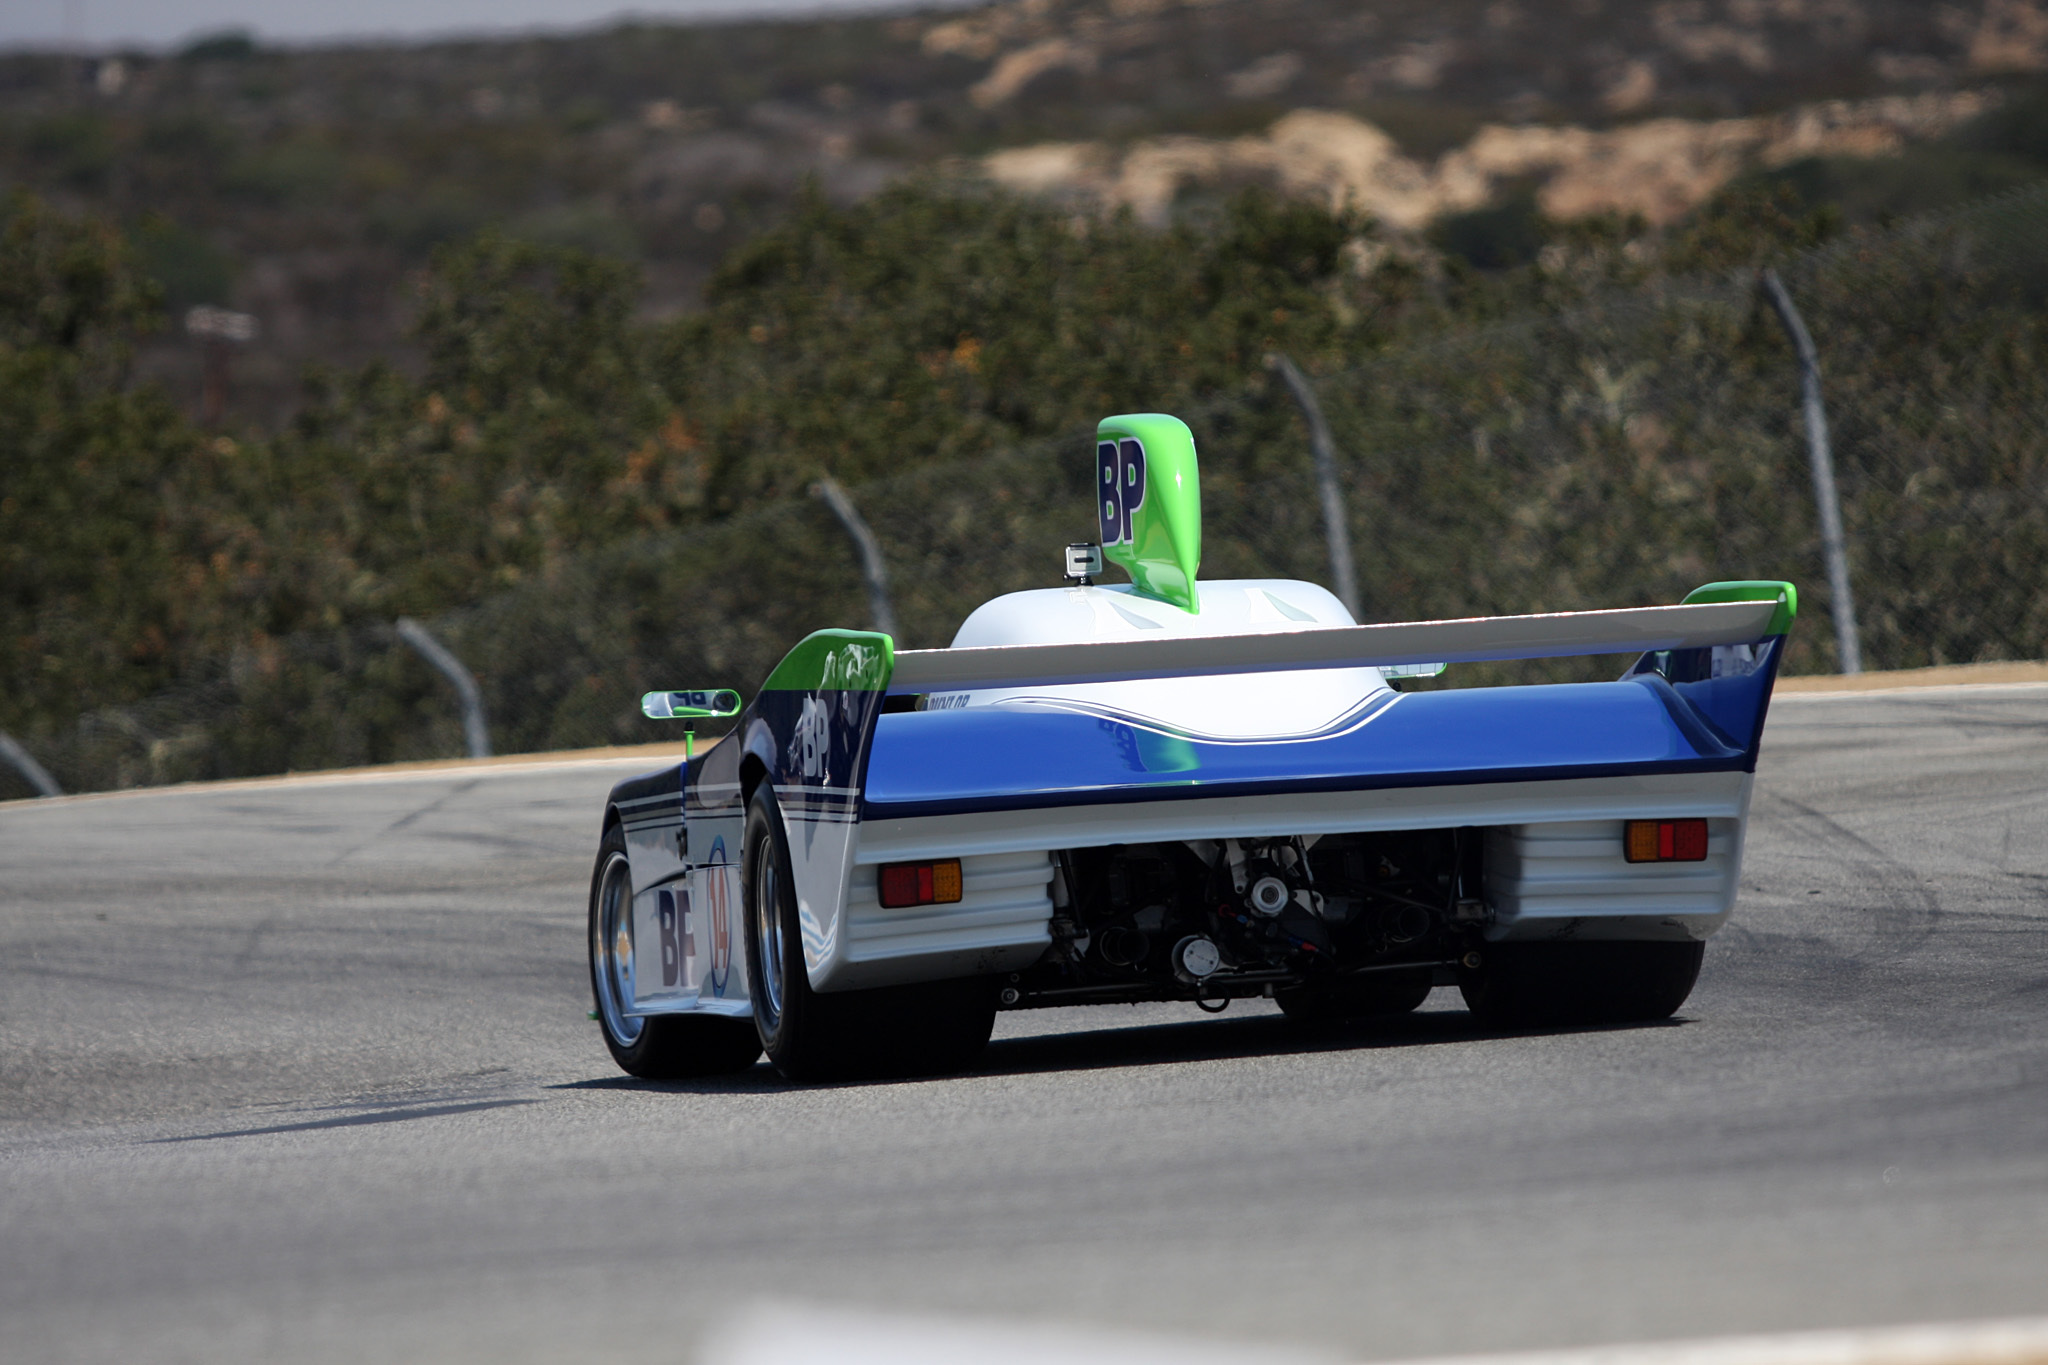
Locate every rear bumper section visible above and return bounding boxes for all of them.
[824,849,1055,991]
[1483,817,1744,943]
[822,771,1752,988]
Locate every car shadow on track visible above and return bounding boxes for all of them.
[149,1098,542,1142]
[550,1008,1687,1095]
[975,1008,1686,1079]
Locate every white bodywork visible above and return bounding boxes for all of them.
[932,579,1388,740]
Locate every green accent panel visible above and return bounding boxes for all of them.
[1135,729,1201,774]
[641,689,742,720]
[1098,413,1202,614]
[1683,580,1799,636]
[761,629,896,691]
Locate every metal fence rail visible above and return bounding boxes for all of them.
[5,189,2043,799]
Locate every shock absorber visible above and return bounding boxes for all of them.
[1213,903,1323,958]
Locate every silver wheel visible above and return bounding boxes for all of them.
[592,849,642,1045]
[752,832,787,1025]
[590,820,761,1079]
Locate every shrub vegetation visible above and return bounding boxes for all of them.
[2,169,2043,791]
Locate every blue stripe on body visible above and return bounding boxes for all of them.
[863,670,1768,820]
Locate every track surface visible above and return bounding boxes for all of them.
[3,690,2046,1363]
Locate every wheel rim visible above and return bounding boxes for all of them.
[753,832,786,1025]
[593,850,643,1045]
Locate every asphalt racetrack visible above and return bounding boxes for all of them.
[3,687,2046,1363]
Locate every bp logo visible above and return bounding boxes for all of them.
[1097,437,1146,547]
[704,836,733,996]
[789,694,830,782]
[656,886,687,988]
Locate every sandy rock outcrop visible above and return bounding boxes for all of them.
[982,90,1999,228]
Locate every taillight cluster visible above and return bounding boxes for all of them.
[878,859,963,909]
[1625,819,1709,863]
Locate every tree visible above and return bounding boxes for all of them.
[0,193,207,737]
[662,180,1373,508]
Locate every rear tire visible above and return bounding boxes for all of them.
[743,784,996,1081]
[855,976,999,1077]
[1276,971,1433,1026]
[742,784,840,1079]
[589,823,763,1079]
[1459,940,1705,1027]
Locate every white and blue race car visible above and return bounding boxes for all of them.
[589,414,1797,1080]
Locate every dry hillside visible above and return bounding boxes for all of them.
[1,0,2043,425]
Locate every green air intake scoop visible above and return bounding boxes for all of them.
[1096,413,1202,614]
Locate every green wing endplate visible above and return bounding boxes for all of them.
[761,629,896,692]
[1683,581,1798,637]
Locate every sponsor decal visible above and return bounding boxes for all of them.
[656,888,683,988]
[820,640,885,690]
[1097,437,1146,546]
[789,694,831,783]
[784,641,887,785]
[705,836,733,996]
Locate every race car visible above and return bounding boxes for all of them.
[589,413,1797,1080]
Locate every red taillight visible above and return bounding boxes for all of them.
[1625,819,1709,863]
[878,859,963,909]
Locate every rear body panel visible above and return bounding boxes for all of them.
[604,582,1790,1009]
[862,672,1755,819]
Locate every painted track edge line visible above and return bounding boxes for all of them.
[0,739,717,810]
[1773,680,2048,702]
[1363,1318,2048,1365]
[701,1307,2048,1365]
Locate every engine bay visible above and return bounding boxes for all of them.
[1005,827,1490,1009]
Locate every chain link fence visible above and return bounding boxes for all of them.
[1307,185,2048,680]
[7,186,2044,800]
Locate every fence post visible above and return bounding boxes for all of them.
[396,618,492,759]
[0,732,62,798]
[1759,269,1863,674]
[1266,352,1363,622]
[811,476,902,642]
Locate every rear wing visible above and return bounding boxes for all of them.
[732,581,1793,991]
[888,585,1795,694]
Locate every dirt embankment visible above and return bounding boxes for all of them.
[983,91,2001,229]
[947,0,2048,228]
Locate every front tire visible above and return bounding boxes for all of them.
[1459,940,1705,1027]
[589,823,762,1079]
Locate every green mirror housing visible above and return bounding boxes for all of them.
[642,689,742,720]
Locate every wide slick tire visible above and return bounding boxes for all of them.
[589,823,762,1079]
[1276,971,1433,1026]
[1458,940,1706,1027]
[741,784,841,1079]
[855,975,999,1078]
[742,784,996,1082]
